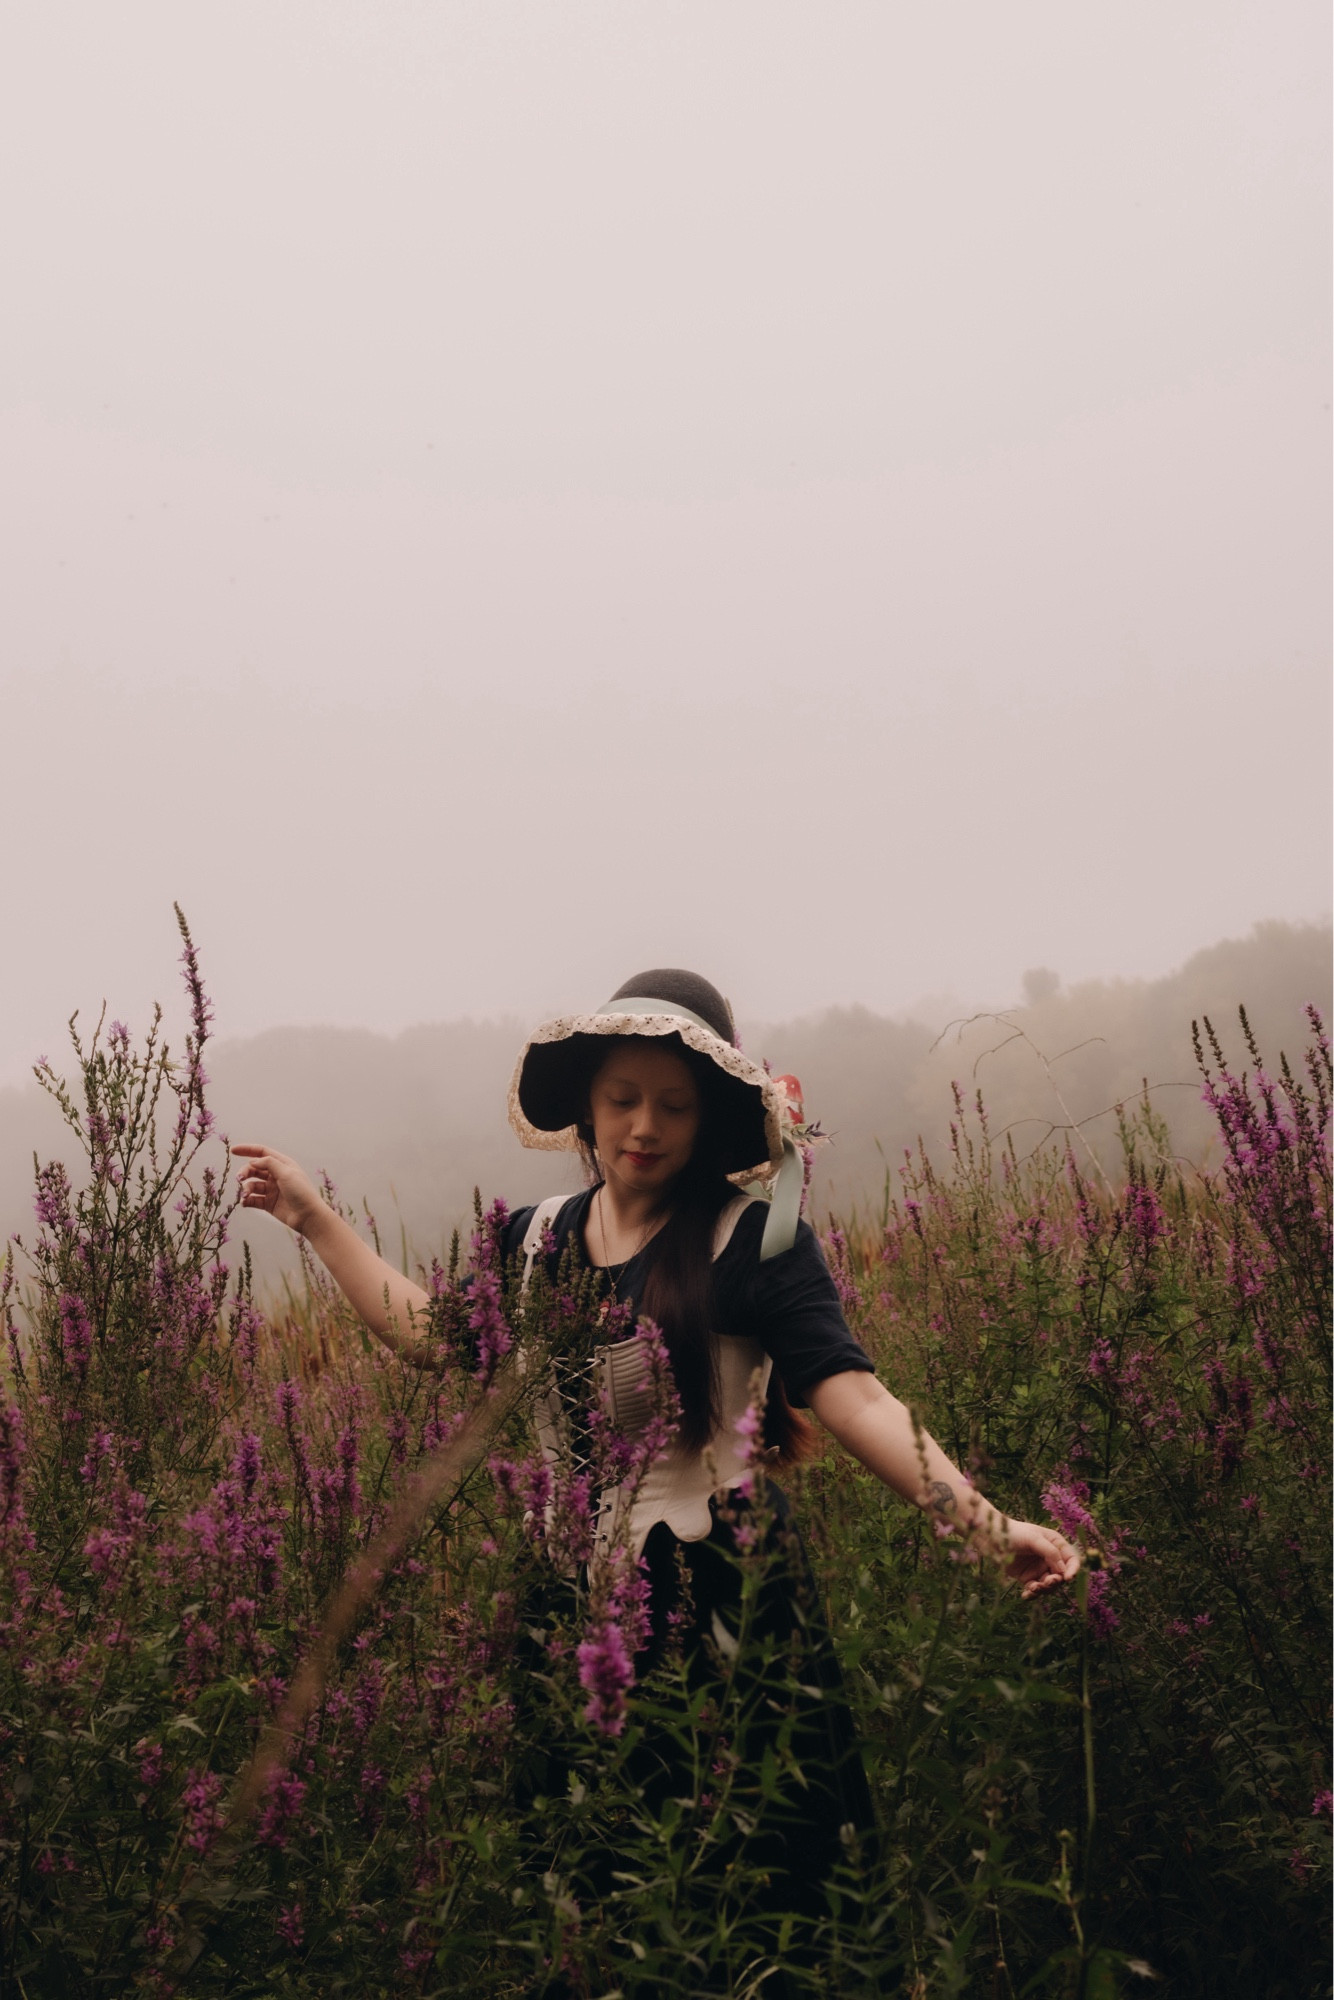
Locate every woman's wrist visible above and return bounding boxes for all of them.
[925,1478,1006,1551]
[294,1196,341,1249]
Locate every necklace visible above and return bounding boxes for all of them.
[595,1185,660,1304]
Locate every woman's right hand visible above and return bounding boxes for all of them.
[232,1144,323,1237]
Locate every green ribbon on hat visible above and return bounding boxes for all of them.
[595,998,803,1261]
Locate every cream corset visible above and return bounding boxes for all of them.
[520,1194,770,1560]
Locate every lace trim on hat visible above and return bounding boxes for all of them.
[506,1010,786,1182]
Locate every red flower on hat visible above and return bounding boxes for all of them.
[775,1075,804,1124]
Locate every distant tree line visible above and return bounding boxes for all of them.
[1,919,1327,1289]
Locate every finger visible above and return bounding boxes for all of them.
[231,1144,273,1160]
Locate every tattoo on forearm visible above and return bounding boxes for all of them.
[927,1480,956,1517]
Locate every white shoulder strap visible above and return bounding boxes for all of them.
[521,1194,571,1290]
[712,1192,760,1260]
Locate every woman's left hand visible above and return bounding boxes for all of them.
[998,1518,1081,1597]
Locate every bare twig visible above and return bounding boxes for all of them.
[932,1010,1113,1193]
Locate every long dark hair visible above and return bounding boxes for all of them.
[575,1036,816,1464]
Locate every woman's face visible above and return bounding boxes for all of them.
[587,1041,702,1198]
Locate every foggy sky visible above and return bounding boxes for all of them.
[2,2,1329,1083]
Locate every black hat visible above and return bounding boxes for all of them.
[508,969,787,1181]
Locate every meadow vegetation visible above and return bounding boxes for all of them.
[0,921,1328,1997]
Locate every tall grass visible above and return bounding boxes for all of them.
[0,925,1328,1997]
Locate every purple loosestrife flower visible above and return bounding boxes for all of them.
[351,1658,386,1739]
[332,1419,361,1509]
[182,1612,221,1686]
[1123,1178,1164,1254]
[467,1268,511,1379]
[1085,1571,1119,1640]
[276,1903,305,1949]
[607,1547,652,1658]
[491,1451,557,1545]
[732,1379,766,1508]
[232,1431,262,1498]
[577,1539,653,1736]
[1087,1340,1115,1380]
[179,924,215,1048]
[386,1409,410,1464]
[546,1470,595,1571]
[466,1200,513,1378]
[172,909,216,1147]
[824,1224,859,1315]
[1043,1475,1123,1639]
[60,1294,93,1380]
[181,1768,226,1854]
[79,1431,116,1486]
[0,1403,27,1530]
[275,1378,318,1516]
[230,1300,262,1382]
[255,1771,307,1848]
[577,1617,635,1736]
[404,1765,432,1828]
[422,1409,462,1452]
[143,1918,175,1957]
[84,1485,147,1585]
[86,1107,114,1175]
[33,1160,73,1236]
[135,1740,165,1794]
[1,1263,20,1387]
[1041,1476,1098,1544]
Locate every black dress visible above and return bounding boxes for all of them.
[500,1189,880,1908]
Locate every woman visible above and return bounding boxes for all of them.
[234,968,1078,1925]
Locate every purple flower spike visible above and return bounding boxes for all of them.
[577,1617,635,1736]
[60,1295,94,1381]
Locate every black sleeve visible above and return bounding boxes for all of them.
[723,1206,877,1407]
[499,1204,537,1267]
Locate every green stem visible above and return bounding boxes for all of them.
[1078,1566,1097,1985]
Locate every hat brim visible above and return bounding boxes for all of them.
[508,1011,787,1181]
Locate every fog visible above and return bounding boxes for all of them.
[2,920,1326,1288]
[1,2,1329,1091]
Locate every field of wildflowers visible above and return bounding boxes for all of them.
[1,919,1328,1998]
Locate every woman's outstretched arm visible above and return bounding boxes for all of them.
[806,1369,1079,1597]
[233,1144,437,1366]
